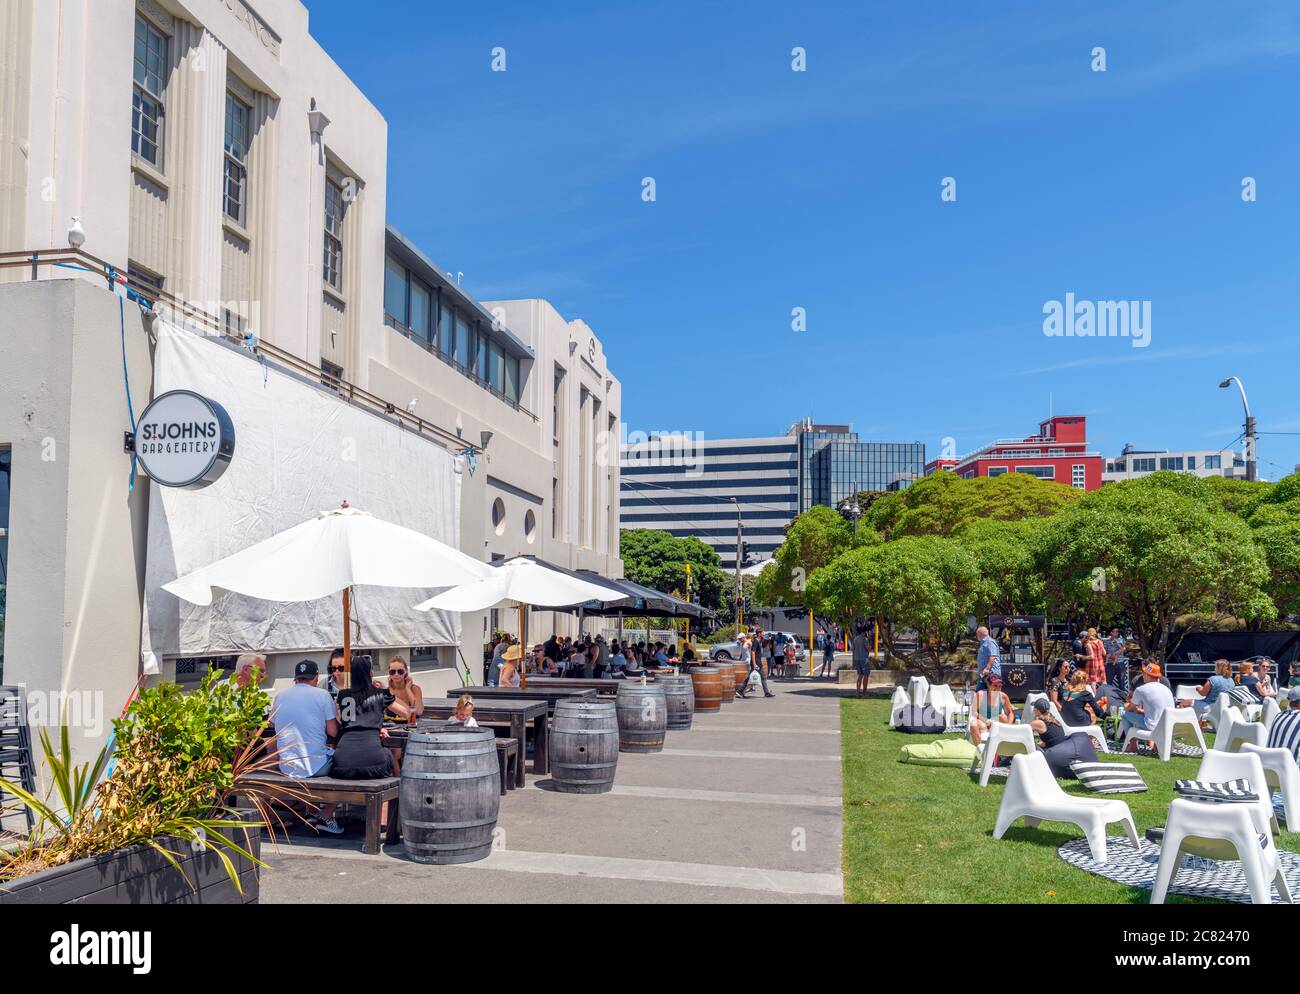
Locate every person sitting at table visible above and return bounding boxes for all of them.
[449,694,479,728]
[682,645,696,663]
[385,656,424,721]
[1256,659,1278,699]
[1193,658,1236,717]
[333,656,395,781]
[1059,670,1104,726]
[969,675,1014,747]
[567,642,587,678]
[324,647,347,701]
[499,644,524,688]
[607,642,628,675]
[231,653,268,689]
[653,643,669,666]
[271,660,343,834]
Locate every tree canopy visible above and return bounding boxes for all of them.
[619,529,727,609]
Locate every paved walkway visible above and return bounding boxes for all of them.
[260,679,844,904]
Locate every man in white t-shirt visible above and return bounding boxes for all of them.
[1121,661,1175,747]
[272,660,343,833]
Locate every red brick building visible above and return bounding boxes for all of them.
[923,416,1104,491]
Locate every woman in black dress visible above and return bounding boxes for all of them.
[332,656,394,780]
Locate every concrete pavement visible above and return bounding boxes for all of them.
[260,678,844,904]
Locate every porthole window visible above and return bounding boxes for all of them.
[524,509,537,544]
[492,497,506,536]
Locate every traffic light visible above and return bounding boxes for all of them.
[741,542,753,566]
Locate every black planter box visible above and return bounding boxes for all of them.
[0,819,262,905]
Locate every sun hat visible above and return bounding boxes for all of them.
[502,644,523,662]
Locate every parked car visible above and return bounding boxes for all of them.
[710,635,805,662]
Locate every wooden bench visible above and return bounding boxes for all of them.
[240,771,400,855]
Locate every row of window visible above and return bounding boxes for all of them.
[131,14,348,296]
[983,464,1089,489]
[383,257,522,405]
[620,460,799,476]
[1105,454,1232,474]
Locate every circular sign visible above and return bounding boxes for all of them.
[133,390,235,489]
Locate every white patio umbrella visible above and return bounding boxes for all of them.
[414,556,626,685]
[163,503,495,668]
[412,555,626,613]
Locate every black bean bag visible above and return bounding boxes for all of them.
[896,704,948,734]
[1042,732,1098,779]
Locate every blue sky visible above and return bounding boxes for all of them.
[307,0,1300,477]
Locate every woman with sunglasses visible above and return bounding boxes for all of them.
[384,656,424,721]
[324,648,348,702]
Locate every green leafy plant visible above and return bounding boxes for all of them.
[0,670,305,895]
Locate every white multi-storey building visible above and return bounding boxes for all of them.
[1102,444,1247,483]
[0,0,622,763]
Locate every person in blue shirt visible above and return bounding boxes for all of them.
[1193,658,1236,717]
[975,626,1001,691]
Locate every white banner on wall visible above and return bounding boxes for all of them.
[140,324,463,671]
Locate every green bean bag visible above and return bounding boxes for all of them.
[898,738,979,767]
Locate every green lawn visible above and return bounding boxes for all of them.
[841,696,1298,904]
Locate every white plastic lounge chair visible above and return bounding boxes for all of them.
[1194,749,1279,836]
[927,683,961,726]
[888,686,910,728]
[1260,697,1281,732]
[993,752,1138,863]
[1151,798,1292,905]
[1213,710,1268,754]
[1205,693,1241,733]
[1121,706,1206,762]
[907,675,930,707]
[1240,742,1300,830]
[971,722,1036,787]
[1175,684,1206,703]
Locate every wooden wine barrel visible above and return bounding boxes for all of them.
[550,699,620,794]
[400,725,500,864]
[615,682,668,753]
[717,664,735,705]
[657,673,695,730]
[691,666,723,713]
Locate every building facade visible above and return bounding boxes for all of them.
[923,415,1104,491]
[619,422,924,569]
[0,0,622,763]
[1102,444,1247,483]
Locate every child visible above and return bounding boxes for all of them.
[451,694,478,728]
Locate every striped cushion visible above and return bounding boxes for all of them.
[1070,761,1147,794]
[1227,686,1258,706]
[1174,778,1258,803]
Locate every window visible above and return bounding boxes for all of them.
[1204,454,1221,470]
[1048,448,1065,456]
[1132,457,1156,473]
[488,342,504,393]
[552,477,558,537]
[1187,455,1196,470]
[320,359,344,391]
[553,368,563,443]
[1072,464,1086,489]
[986,466,1008,477]
[476,329,491,383]
[1159,456,1184,472]
[440,303,453,356]
[455,313,471,368]
[132,15,168,166]
[384,257,407,326]
[223,92,250,224]
[127,264,164,300]
[409,279,431,345]
[323,179,346,290]
[505,354,520,403]
[1016,465,1055,479]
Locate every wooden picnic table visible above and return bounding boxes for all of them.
[420,699,548,788]
[448,685,597,715]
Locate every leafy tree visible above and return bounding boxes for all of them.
[1037,480,1276,659]
[805,536,979,676]
[619,529,726,609]
[753,505,870,605]
[866,471,1081,540]
[957,518,1047,621]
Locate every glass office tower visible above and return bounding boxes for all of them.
[792,420,925,511]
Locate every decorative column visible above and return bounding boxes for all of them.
[168,21,226,310]
[303,101,330,366]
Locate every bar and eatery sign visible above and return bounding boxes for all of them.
[128,390,236,489]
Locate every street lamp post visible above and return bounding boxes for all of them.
[1219,376,1257,483]
[731,496,743,629]
[847,479,861,537]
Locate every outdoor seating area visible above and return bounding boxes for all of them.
[843,688,1300,905]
